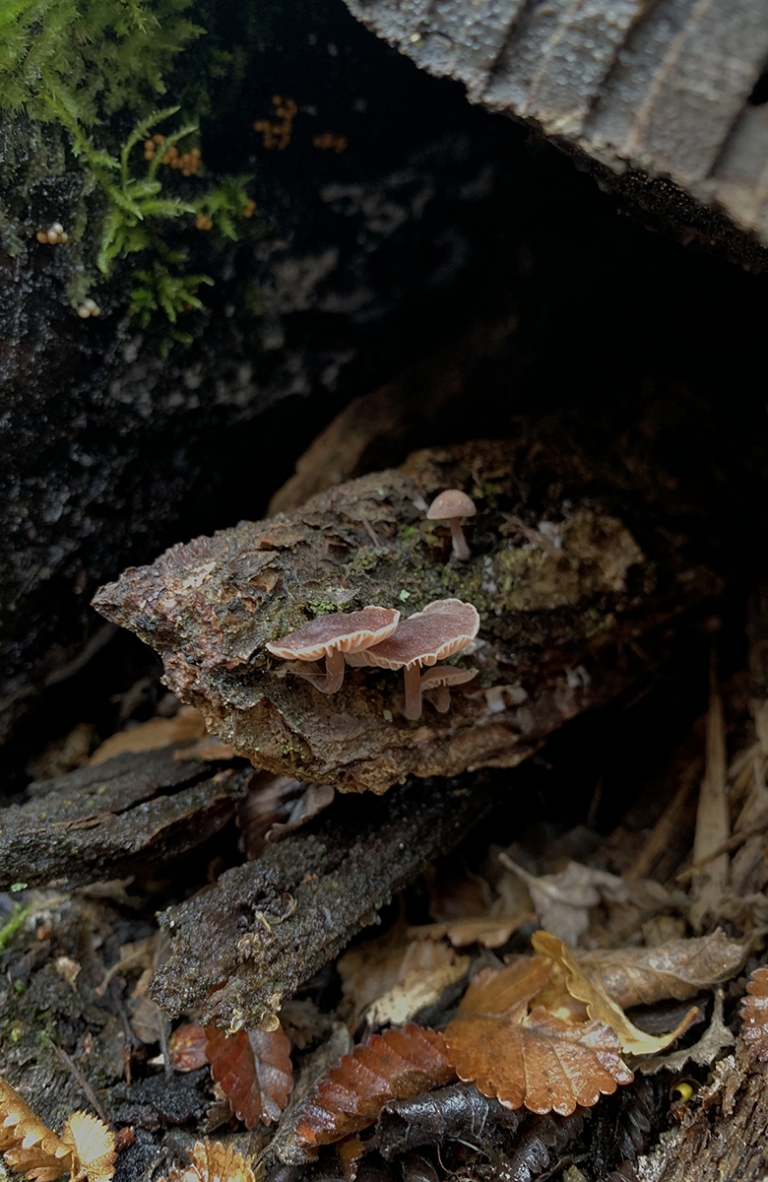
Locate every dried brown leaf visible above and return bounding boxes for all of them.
[89,706,207,766]
[295,1024,456,1146]
[237,772,334,860]
[173,735,236,762]
[204,1025,294,1128]
[407,914,531,949]
[532,931,699,1056]
[169,1023,208,1072]
[158,1139,263,1182]
[638,990,734,1075]
[500,857,628,946]
[0,1078,72,1182]
[339,931,467,1027]
[60,1112,117,1182]
[741,965,768,1060]
[577,932,746,1009]
[443,958,632,1116]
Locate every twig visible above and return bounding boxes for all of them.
[52,1043,110,1125]
[676,821,767,884]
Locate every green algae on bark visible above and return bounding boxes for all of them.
[93,433,717,794]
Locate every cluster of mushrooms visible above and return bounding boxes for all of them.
[266,490,480,721]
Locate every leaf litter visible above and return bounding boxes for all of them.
[5,539,768,1182]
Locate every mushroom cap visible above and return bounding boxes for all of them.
[355,598,480,671]
[266,606,400,661]
[419,666,478,689]
[426,488,476,521]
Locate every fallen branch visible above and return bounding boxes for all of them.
[151,771,508,1030]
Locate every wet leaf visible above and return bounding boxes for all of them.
[375,1081,525,1159]
[577,932,746,1008]
[533,932,699,1056]
[204,1024,294,1128]
[158,1139,263,1182]
[500,857,628,945]
[169,1023,208,1072]
[444,957,633,1115]
[741,965,768,1060]
[0,1078,72,1182]
[295,1024,456,1147]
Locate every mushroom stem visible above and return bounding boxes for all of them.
[402,664,423,721]
[430,684,452,712]
[448,518,470,561]
[321,648,346,694]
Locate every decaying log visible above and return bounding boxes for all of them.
[636,1044,768,1182]
[150,771,505,1031]
[93,430,718,796]
[0,747,248,890]
[344,0,768,268]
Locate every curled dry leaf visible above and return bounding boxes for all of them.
[638,990,734,1075]
[89,706,207,766]
[0,1078,72,1182]
[295,1024,456,1147]
[532,932,699,1056]
[444,957,633,1116]
[741,965,768,1061]
[169,1023,208,1072]
[237,771,335,860]
[204,1025,294,1128]
[577,931,746,1009]
[60,1113,117,1182]
[338,931,468,1028]
[158,1140,263,1182]
[500,857,629,946]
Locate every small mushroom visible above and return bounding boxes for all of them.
[266,605,400,694]
[355,598,480,720]
[420,666,478,713]
[426,489,476,560]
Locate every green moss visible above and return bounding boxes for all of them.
[0,0,259,331]
[0,903,31,951]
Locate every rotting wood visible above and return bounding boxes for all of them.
[343,0,768,268]
[93,427,720,796]
[150,772,507,1031]
[635,1043,768,1182]
[0,747,249,890]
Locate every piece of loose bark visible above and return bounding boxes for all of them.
[150,772,504,1029]
[93,433,717,795]
[0,747,249,889]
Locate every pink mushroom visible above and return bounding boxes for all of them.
[266,606,400,693]
[354,598,480,720]
[426,489,477,560]
[420,666,478,712]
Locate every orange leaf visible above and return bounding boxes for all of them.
[443,957,633,1116]
[204,1025,294,1128]
[295,1023,456,1146]
[741,965,768,1061]
[169,1023,208,1072]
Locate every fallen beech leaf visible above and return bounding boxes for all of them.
[444,958,632,1116]
[205,1024,294,1127]
[169,1023,208,1072]
[89,706,207,765]
[61,1112,117,1182]
[339,930,468,1027]
[0,1078,72,1182]
[408,913,531,949]
[638,990,734,1074]
[533,932,699,1056]
[237,771,334,860]
[295,1024,456,1146]
[173,735,236,761]
[158,1140,262,1182]
[500,857,628,946]
[577,931,746,1009]
[741,965,768,1060]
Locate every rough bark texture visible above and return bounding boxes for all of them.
[636,1045,768,1182]
[344,0,768,268]
[150,770,504,1030]
[0,747,248,889]
[93,428,718,795]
